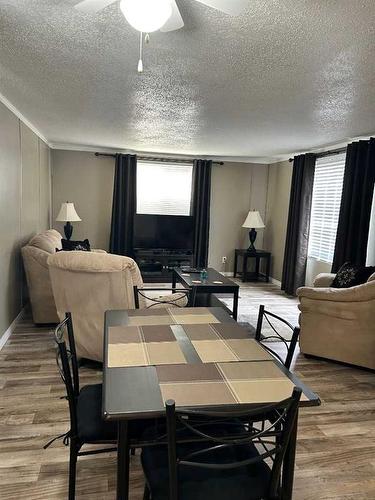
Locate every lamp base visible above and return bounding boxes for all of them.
[64,222,73,240]
[248,228,257,253]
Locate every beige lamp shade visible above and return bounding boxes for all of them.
[242,210,265,229]
[56,202,81,222]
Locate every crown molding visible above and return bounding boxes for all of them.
[0,91,50,146]
[48,142,274,164]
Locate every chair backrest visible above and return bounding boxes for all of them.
[133,286,190,309]
[166,388,302,500]
[54,313,80,438]
[48,251,144,361]
[255,305,300,369]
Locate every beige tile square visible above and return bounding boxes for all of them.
[174,314,220,324]
[218,361,287,381]
[107,343,147,367]
[127,316,174,326]
[226,339,273,361]
[159,382,237,406]
[229,379,308,404]
[146,342,187,365]
[192,340,237,362]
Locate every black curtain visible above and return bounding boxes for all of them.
[332,138,375,272]
[281,153,316,295]
[109,154,137,256]
[192,159,212,268]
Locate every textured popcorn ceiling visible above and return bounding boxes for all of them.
[0,0,374,161]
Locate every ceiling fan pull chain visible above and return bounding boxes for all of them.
[138,31,144,73]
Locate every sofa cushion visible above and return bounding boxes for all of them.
[28,229,62,254]
[331,262,375,288]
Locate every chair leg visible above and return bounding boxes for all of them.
[68,441,79,500]
[143,484,151,500]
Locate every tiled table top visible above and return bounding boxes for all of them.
[103,307,319,420]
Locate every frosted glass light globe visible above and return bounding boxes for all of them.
[120,0,172,33]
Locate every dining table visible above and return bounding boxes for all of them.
[102,306,320,500]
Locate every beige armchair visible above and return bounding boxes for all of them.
[21,229,62,324]
[297,272,375,370]
[47,251,187,362]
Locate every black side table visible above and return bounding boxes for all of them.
[234,249,271,283]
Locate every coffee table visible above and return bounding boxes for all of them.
[172,267,239,320]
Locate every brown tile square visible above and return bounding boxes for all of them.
[107,343,147,367]
[192,340,237,363]
[108,326,142,344]
[146,342,187,366]
[225,339,273,361]
[156,363,222,383]
[159,381,237,407]
[140,325,176,342]
[182,324,218,340]
[212,323,250,340]
[218,361,286,381]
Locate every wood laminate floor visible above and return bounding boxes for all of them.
[0,284,375,499]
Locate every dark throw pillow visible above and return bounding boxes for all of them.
[61,239,91,252]
[331,262,375,288]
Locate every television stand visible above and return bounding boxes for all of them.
[134,249,194,283]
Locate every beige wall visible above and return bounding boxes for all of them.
[51,151,269,271]
[0,103,51,339]
[52,150,115,250]
[209,162,268,272]
[263,160,293,282]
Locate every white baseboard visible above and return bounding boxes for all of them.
[0,307,25,351]
[220,271,234,277]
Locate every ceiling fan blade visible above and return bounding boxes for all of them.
[160,0,184,32]
[74,0,116,14]
[194,0,248,16]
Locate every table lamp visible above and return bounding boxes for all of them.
[242,210,265,252]
[56,202,81,240]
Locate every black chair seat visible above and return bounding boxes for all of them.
[77,384,163,444]
[141,439,271,500]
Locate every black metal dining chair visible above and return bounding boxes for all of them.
[141,388,302,500]
[255,305,300,369]
[47,313,163,500]
[133,285,191,309]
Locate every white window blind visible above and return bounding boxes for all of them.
[308,153,346,263]
[136,161,193,216]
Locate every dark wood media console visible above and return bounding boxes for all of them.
[134,249,194,282]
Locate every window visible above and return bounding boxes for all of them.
[136,162,193,216]
[308,153,346,263]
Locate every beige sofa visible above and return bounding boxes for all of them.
[47,251,187,362]
[21,229,62,324]
[297,272,375,370]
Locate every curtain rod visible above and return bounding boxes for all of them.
[288,147,347,162]
[95,152,224,165]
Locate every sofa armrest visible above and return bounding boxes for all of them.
[313,273,336,288]
[297,280,375,302]
[92,249,107,253]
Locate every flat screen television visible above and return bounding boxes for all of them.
[134,214,194,251]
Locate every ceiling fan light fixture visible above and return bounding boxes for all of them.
[120,0,172,33]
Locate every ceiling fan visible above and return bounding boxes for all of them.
[74,0,248,33]
[74,0,248,72]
